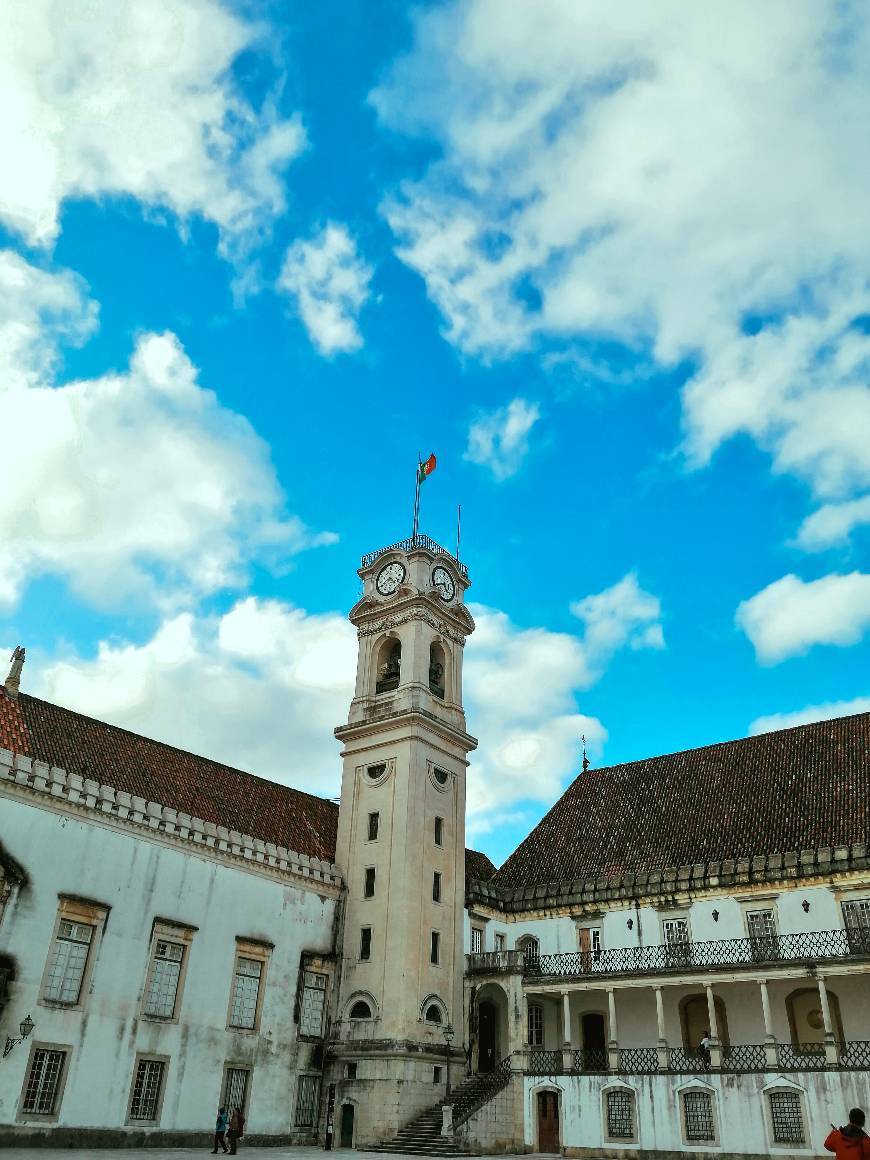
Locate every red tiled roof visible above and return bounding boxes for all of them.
[0,690,339,862]
[466,847,497,883]
[493,712,870,892]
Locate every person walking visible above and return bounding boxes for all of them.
[698,1030,712,1070]
[212,1106,229,1154]
[825,1108,870,1158]
[228,1106,246,1155]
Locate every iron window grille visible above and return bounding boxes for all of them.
[229,957,262,1029]
[527,1003,544,1046]
[295,1075,321,1127]
[769,1091,805,1144]
[606,1090,634,1139]
[223,1067,249,1115]
[130,1058,165,1120]
[43,921,93,1004]
[683,1091,715,1142]
[22,1049,66,1115]
[300,971,327,1037]
[144,940,184,1018]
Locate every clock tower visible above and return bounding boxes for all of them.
[330,534,476,1145]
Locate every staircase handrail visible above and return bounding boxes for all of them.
[450,1055,514,1131]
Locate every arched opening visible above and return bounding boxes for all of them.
[517,935,540,966]
[536,1088,561,1153]
[349,999,372,1020]
[375,638,401,694]
[473,982,509,1074]
[429,641,446,699]
[425,1003,442,1023]
[786,986,844,1047]
[680,993,730,1050]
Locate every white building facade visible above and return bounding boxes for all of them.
[1,531,869,1157]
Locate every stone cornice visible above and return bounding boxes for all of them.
[465,844,870,916]
[0,747,343,897]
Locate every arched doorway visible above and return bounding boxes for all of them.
[680,993,730,1049]
[786,987,844,1046]
[473,983,509,1074]
[536,1089,561,1152]
[478,1000,497,1072]
[340,1103,355,1148]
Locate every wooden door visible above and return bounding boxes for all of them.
[478,1000,496,1072]
[340,1103,354,1148]
[537,1090,560,1153]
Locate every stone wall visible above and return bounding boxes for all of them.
[456,1075,525,1154]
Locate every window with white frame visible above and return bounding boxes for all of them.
[768,1090,805,1145]
[470,927,483,954]
[527,1003,543,1046]
[843,899,870,951]
[662,918,691,965]
[295,1074,321,1126]
[21,1048,67,1116]
[229,956,262,1029]
[494,932,505,952]
[518,935,539,960]
[605,1088,635,1140]
[682,1090,715,1142]
[746,909,779,960]
[43,921,93,1004]
[129,1058,166,1121]
[143,939,184,1018]
[300,971,328,1037]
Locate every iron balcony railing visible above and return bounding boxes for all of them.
[522,1042,870,1075]
[360,534,469,579]
[517,928,870,980]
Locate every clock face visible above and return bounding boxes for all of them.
[375,561,405,596]
[432,565,456,603]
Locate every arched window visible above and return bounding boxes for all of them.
[425,1004,442,1024]
[517,935,540,963]
[375,639,401,694]
[349,1000,372,1020]
[766,1087,807,1147]
[429,642,446,699]
[785,986,843,1048]
[603,1086,637,1143]
[679,1087,718,1146]
[680,992,730,1050]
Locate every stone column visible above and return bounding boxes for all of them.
[561,990,573,1072]
[759,979,778,1069]
[817,975,839,1065]
[607,988,620,1071]
[654,986,669,1071]
[705,983,722,1069]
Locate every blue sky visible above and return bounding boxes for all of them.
[1,0,868,866]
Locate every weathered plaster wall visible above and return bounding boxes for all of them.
[0,793,337,1141]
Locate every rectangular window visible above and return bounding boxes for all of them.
[43,921,93,1004]
[129,1058,165,1121]
[843,899,870,952]
[345,1062,357,1080]
[300,971,328,1037]
[434,816,444,846]
[430,930,440,964]
[144,939,184,1018]
[747,908,778,960]
[606,1089,634,1139]
[364,867,376,898]
[433,1065,442,1083]
[769,1091,805,1144]
[527,1003,543,1046]
[367,811,380,841]
[470,927,483,954]
[494,933,506,952]
[359,927,372,961]
[223,1067,250,1115]
[22,1049,67,1115]
[229,956,262,1029]
[683,1091,715,1142]
[662,917,691,966]
[295,1075,321,1127]
[432,871,442,902]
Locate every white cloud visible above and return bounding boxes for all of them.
[0,253,335,612]
[29,600,357,794]
[570,573,665,658]
[794,495,870,552]
[373,2,870,499]
[278,224,373,355]
[736,572,870,664]
[0,0,305,258]
[750,696,870,736]
[465,397,540,480]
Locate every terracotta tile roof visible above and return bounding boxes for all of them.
[0,690,339,863]
[465,847,497,883]
[493,711,870,892]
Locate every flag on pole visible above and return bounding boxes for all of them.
[417,453,437,484]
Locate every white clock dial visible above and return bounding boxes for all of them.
[431,565,455,603]
[376,561,405,596]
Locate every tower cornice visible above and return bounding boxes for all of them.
[334,705,478,756]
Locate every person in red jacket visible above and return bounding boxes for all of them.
[825,1108,870,1159]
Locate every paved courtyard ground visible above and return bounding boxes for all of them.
[0,1151,576,1160]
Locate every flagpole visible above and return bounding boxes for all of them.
[412,453,421,540]
[456,504,461,562]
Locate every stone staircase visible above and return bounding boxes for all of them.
[367,1062,513,1157]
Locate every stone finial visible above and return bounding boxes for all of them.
[4,646,25,699]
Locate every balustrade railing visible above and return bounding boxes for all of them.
[619,1047,659,1074]
[519,928,868,980]
[841,1041,870,1069]
[360,534,468,578]
[721,1043,767,1072]
[776,1042,827,1070]
[519,1041,869,1075]
[668,1046,709,1074]
[573,1047,609,1073]
[526,1049,564,1075]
